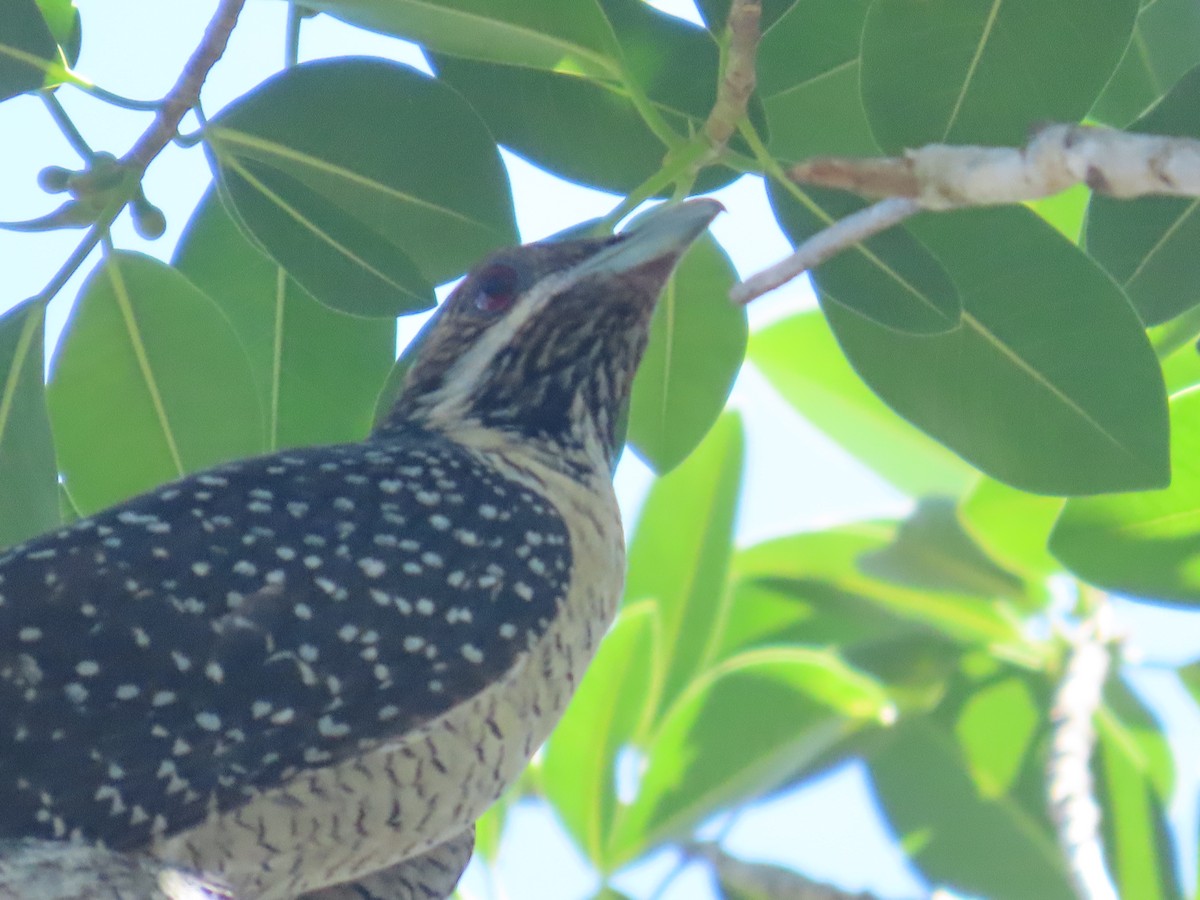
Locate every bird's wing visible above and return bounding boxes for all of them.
[0,433,570,849]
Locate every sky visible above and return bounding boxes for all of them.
[2,2,1200,898]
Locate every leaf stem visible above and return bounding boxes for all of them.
[39,90,93,160]
[285,3,303,68]
[602,139,713,229]
[68,80,163,111]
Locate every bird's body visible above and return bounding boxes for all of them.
[0,199,720,898]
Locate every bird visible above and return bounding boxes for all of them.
[0,198,723,899]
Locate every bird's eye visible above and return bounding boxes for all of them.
[475,264,520,313]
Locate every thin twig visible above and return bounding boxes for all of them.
[704,0,760,153]
[122,0,246,172]
[1046,603,1119,900]
[730,198,920,305]
[26,0,246,307]
[39,91,93,160]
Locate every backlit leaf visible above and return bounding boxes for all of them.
[47,252,263,513]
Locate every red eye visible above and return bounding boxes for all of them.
[475,264,520,313]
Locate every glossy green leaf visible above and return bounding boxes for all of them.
[1091,0,1200,126]
[433,2,750,196]
[1159,339,1200,394]
[959,477,1063,578]
[825,205,1169,495]
[628,235,745,473]
[625,415,743,715]
[304,0,621,78]
[1095,683,1182,900]
[174,188,395,451]
[47,252,263,514]
[732,527,1030,654]
[1087,66,1200,327]
[769,181,961,335]
[1051,388,1200,605]
[868,674,1073,899]
[0,300,59,549]
[750,311,975,496]
[205,58,516,316]
[860,0,1137,151]
[859,497,1027,599]
[1025,183,1089,245]
[608,647,891,865]
[758,0,878,160]
[35,0,80,67]
[542,602,658,869]
[0,0,70,100]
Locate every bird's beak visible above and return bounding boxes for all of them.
[575,198,724,279]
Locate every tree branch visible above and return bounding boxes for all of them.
[1046,604,1119,900]
[122,0,246,173]
[704,0,761,153]
[789,123,1200,208]
[733,122,1200,304]
[730,197,919,305]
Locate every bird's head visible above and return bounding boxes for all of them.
[380,198,723,473]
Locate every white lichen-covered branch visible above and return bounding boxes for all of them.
[733,124,1200,304]
[1046,605,1120,900]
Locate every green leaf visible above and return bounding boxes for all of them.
[625,415,743,715]
[204,58,517,316]
[860,0,1138,151]
[732,527,1031,655]
[758,0,878,159]
[859,497,1028,600]
[751,310,975,497]
[304,0,621,78]
[47,252,264,514]
[959,477,1063,579]
[868,673,1073,899]
[627,235,745,473]
[1025,183,1089,245]
[1095,683,1182,900]
[174,188,395,451]
[542,602,659,869]
[433,4,750,196]
[1087,66,1200,327]
[34,0,80,67]
[0,300,59,549]
[608,647,891,866]
[1050,388,1200,605]
[824,205,1169,495]
[0,0,71,100]
[1091,0,1200,127]
[768,181,961,335]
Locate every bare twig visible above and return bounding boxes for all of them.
[789,123,1200,209]
[733,122,1200,303]
[704,0,761,153]
[1046,604,1119,900]
[27,0,246,307]
[731,198,920,305]
[122,0,246,172]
